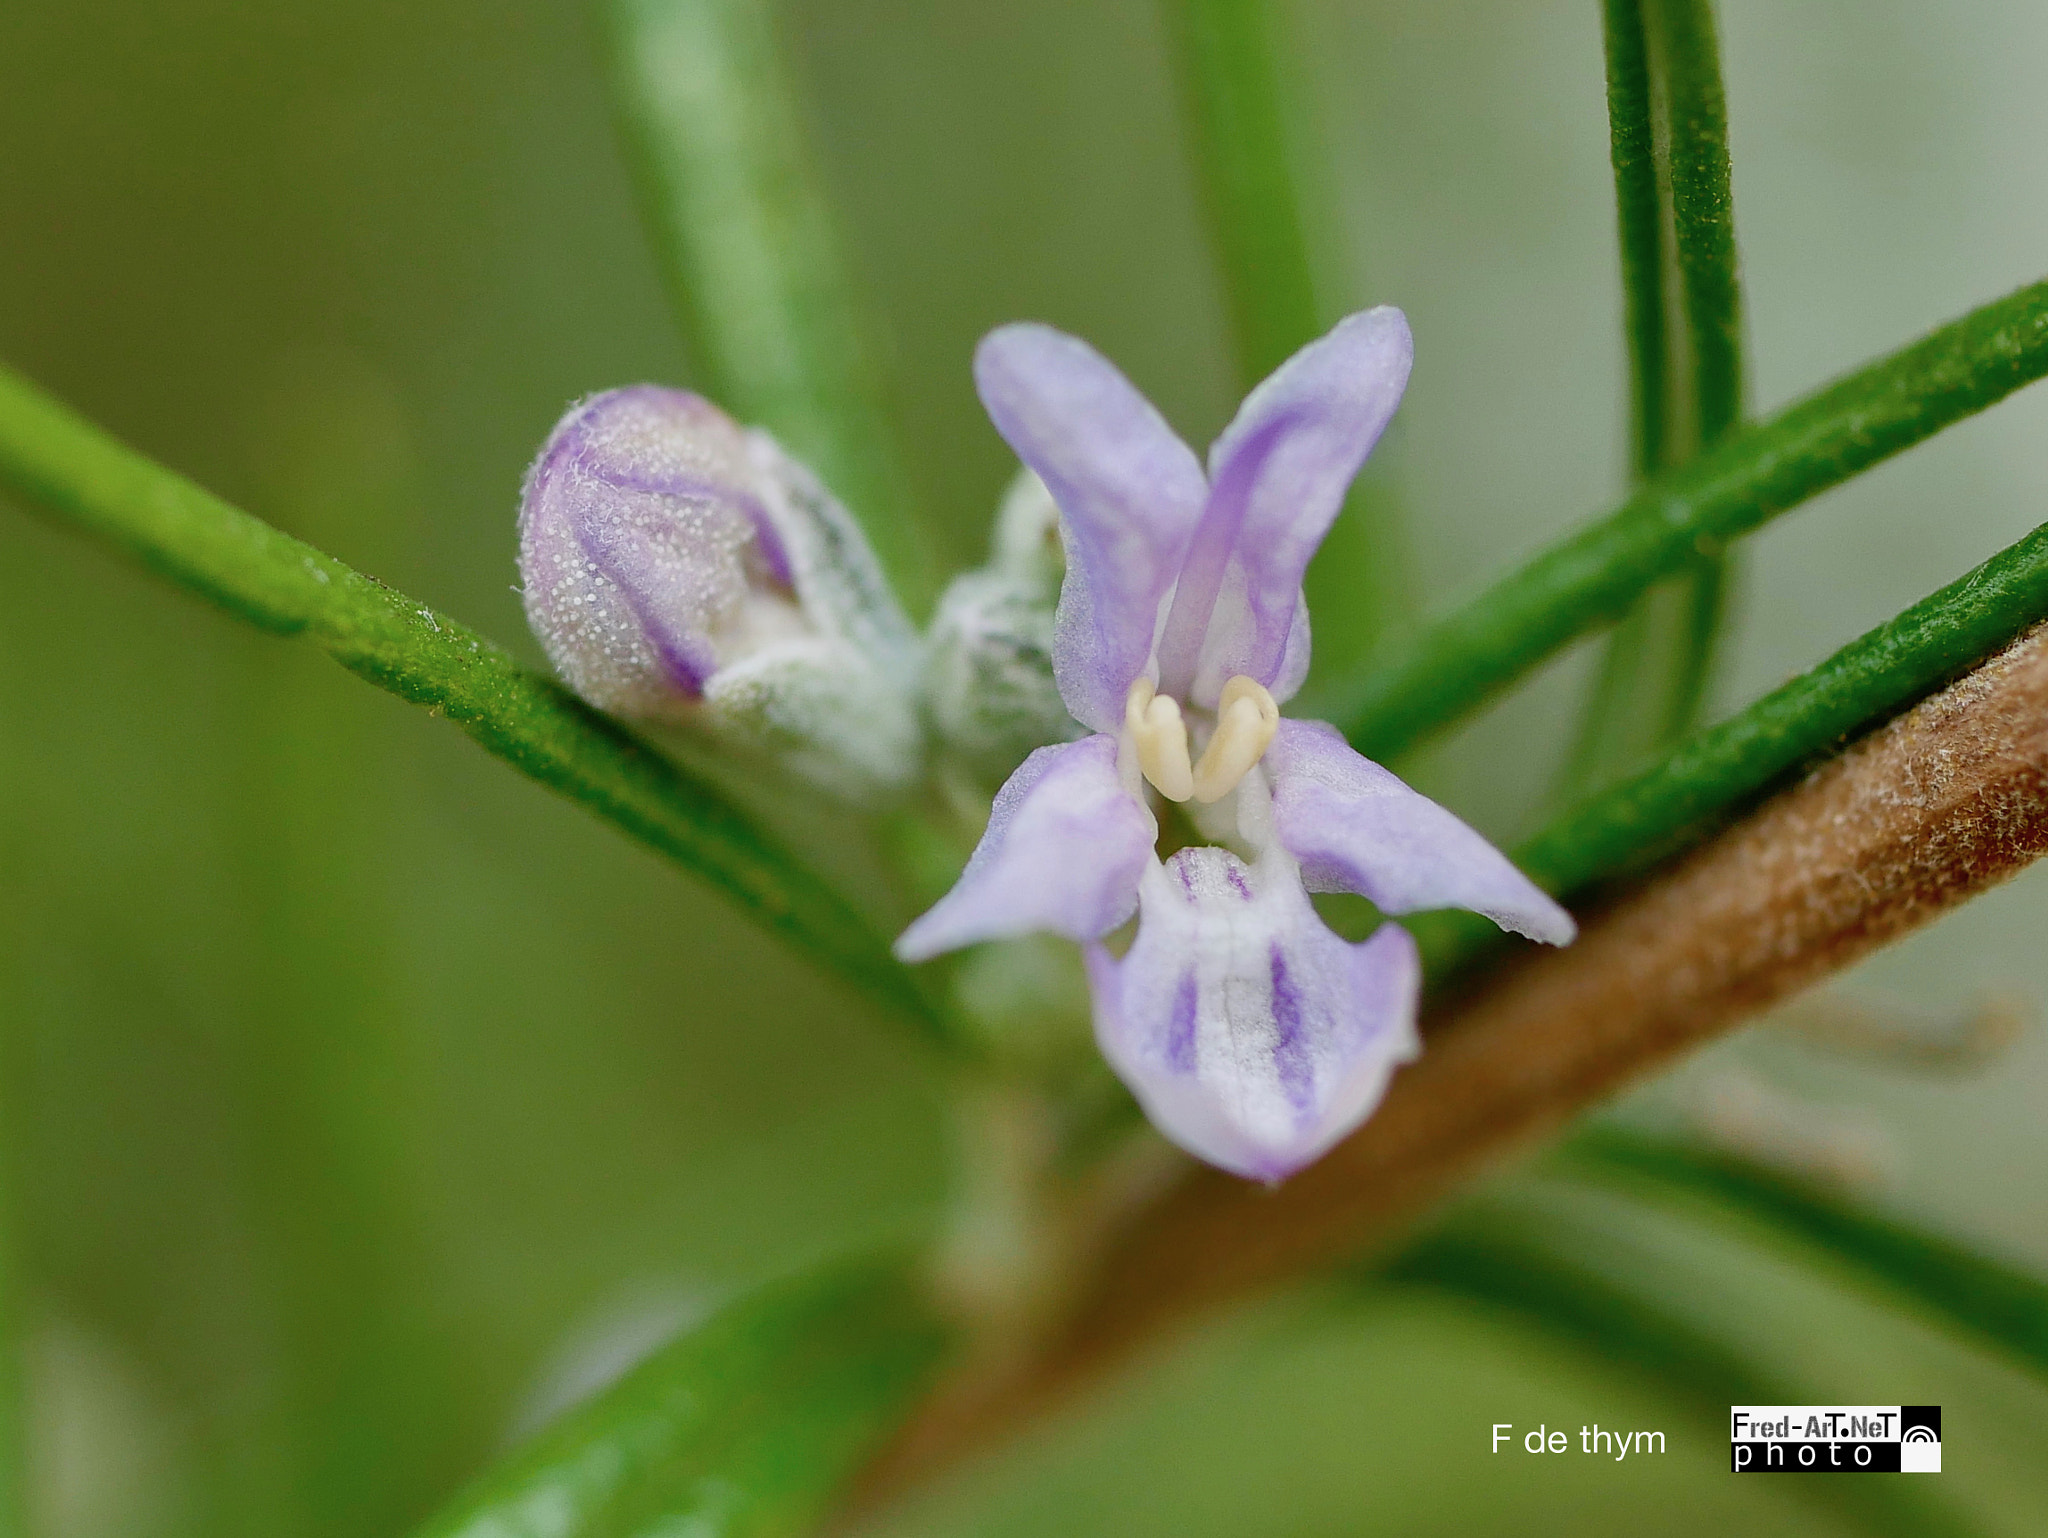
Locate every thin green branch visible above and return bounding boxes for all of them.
[1603,0,1671,480]
[1159,0,1322,385]
[1160,0,1412,664]
[1412,516,2048,971]
[1520,520,2048,894]
[1319,275,2048,762]
[1567,1128,2048,1381]
[414,1257,949,1538]
[1561,0,1745,800]
[1659,0,1743,448]
[1382,1192,1984,1538]
[609,0,935,613]
[0,364,960,1054]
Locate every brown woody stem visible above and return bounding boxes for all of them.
[851,622,2048,1513]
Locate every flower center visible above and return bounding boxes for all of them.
[1124,675,1279,805]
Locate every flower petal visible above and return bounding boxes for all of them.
[895,734,1154,961]
[520,386,767,717]
[1264,719,1576,945]
[974,324,1209,732]
[1088,846,1421,1182]
[1154,308,1413,706]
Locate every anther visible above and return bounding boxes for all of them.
[1190,675,1280,803]
[1125,677,1194,802]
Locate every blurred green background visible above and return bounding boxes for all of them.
[2,1,2046,1535]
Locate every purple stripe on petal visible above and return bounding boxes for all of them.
[568,508,717,697]
[1166,971,1199,1072]
[1268,945,1312,1111]
[1089,847,1426,1183]
[520,385,764,719]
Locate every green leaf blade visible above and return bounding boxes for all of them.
[1564,0,1747,802]
[1569,1128,2048,1381]
[610,0,935,614]
[0,363,957,1052]
[414,1258,949,1538]
[1160,0,1323,387]
[1411,516,2048,974]
[1328,275,2048,764]
[1161,0,1413,662]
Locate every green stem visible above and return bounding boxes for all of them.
[1412,518,2048,971]
[1160,0,1412,664]
[1560,0,1744,799]
[0,363,960,1056]
[610,0,935,614]
[1319,275,2048,762]
[1566,1127,2048,1381]
[414,1257,949,1538]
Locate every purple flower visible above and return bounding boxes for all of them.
[897,310,1574,1182]
[520,387,920,797]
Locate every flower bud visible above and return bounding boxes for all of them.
[922,471,1078,779]
[519,386,921,798]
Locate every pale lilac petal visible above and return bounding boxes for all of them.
[1264,719,1576,945]
[895,735,1153,961]
[974,325,1209,732]
[1088,847,1421,1182]
[520,386,768,717]
[1154,308,1413,706]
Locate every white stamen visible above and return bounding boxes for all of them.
[1191,676,1280,803]
[1124,677,1194,802]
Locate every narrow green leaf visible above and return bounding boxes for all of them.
[414,1258,949,1538]
[1562,0,1746,800]
[1658,0,1744,449]
[610,0,935,614]
[1320,275,2048,763]
[1413,517,2048,972]
[1520,519,2048,894]
[1568,1127,2048,1382]
[0,364,959,1053]
[1159,0,1322,386]
[1382,1191,1986,1538]
[1601,0,1670,480]
[1160,0,1412,663]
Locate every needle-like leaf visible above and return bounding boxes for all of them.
[1560,0,1746,799]
[610,0,935,613]
[414,1257,948,1538]
[1319,275,2048,763]
[1566,1127,2048,1381]
[1159,0,1412,665]
[1412,518,2048,970]
[0,364,960,1054]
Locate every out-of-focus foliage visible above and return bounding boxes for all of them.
[4,2,2048,1537]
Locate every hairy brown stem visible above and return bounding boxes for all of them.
[852,623,2048,1514]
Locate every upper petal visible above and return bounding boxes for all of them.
[1153,308,1413,706]
[974,324,1209,732]
[895,734,1154,962]
[1088,846,1421,1183]
[1264,718,1576,945]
